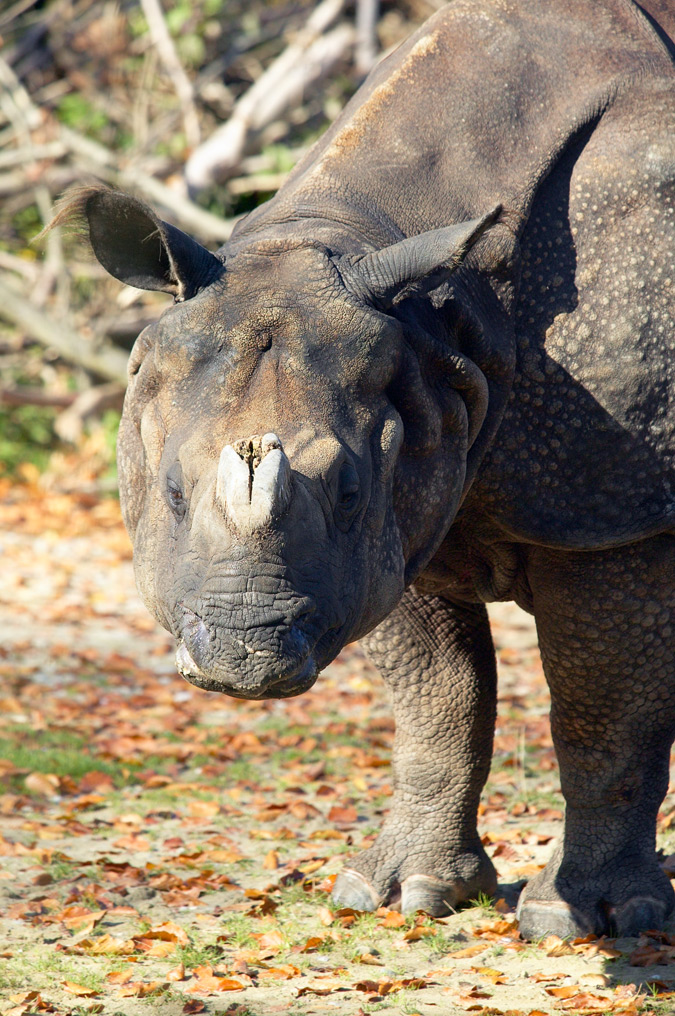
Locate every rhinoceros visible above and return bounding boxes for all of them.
[56,0,675,939]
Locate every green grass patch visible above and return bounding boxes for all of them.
[0,727,125,785]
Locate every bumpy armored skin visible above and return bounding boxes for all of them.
[517,539,675,938]
[60,0,675,938]
[334,589,498,914]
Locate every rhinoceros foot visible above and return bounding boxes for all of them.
[332,835,497,916]
[517,851,675,939]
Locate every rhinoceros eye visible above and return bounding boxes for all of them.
[335,460,360,532]
[166,476,187,520]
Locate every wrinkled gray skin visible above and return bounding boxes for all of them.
[63,0,675,940]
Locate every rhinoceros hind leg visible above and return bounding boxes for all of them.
[523,539,675,940]
[516,843,674,939]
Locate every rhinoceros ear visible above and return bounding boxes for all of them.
[49,186,223,300]
[339,206,501,310]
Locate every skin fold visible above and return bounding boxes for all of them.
[59,0,675,938]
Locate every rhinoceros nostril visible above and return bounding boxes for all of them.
[289,596,317,625]
[180,607,210,656]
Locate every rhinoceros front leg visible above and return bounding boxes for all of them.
[332,587,498,915]
[517,537,675,939]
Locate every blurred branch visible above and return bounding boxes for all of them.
[0,49,232,244]
[0,142,66,169]
[0,387,76,408]
[54,382,125,443]
[139,0,201,149]
[355,0,379,76]
[0,0,41,29]
[0,277,128,384]
[227,172,289,195]
[33,183,69,310]
[0,52,41,135]
[58,126,235,243]
[185,0,354,192]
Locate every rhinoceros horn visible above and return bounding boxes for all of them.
[339,205,501,309]
[216,433,292,536]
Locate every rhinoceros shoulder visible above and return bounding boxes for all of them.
[473,78,675,548]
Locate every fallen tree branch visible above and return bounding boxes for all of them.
[59,126,235,243]
[185,0,353,192]
[0,387,76,408]
[227,171,289,195]
[0,277,128,385]
[54,382,125,443]
[355,0,379,75]
[139,0,201,149]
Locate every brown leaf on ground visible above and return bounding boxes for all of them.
[186,965,245,994]
[354,977,429,995]
[57,906,106,933]
[188,799,220,819]
[24,773,60,795]
[356,952,384,965]
[263,849,280,869]
[112,833,152,851]
[376,909,406,928]
[106,969,134,984]
[450,942,490,958]
[117,981,167,997]
[472,917,522,942]
[250,928,284,952]
[628,943,675,966]
[133,937,175,957]
[289,800,322,820]
[471,966,508,984]
[542,935,575,956]
[62,981,99,996]
[76,933,135,955]
[558,991,631,1013]
[300,935,325,952]
[403,925,436,941]
[327,805,358,823]
[257,964,301,979]
[296,986,337,996]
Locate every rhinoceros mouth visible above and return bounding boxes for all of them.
[175,640,319,699]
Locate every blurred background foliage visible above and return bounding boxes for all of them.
[0,0,438,491]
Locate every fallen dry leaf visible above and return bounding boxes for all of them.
[117,980,167,998]
[257,964,301,980]
[300,934,325,952]
[377,909,406,928]
[403,925,436,941]
[186,965,245,994]
[166,962,186,981]
[62,981,99,996]
[106,969,134,984]
[356,952,384,965]
[450,942,490,959]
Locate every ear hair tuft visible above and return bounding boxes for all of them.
[35,183,112,253]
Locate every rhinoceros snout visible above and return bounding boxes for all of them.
[175,598,318,698]
[215,432,292,535]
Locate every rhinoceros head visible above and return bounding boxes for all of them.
[59,186,502,698]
